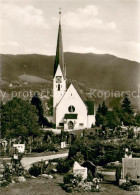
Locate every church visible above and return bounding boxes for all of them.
[53,11,95,131]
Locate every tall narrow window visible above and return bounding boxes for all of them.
[58,84,60,91]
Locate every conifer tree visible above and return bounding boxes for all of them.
[135,113,140,126]
[96,102,108,126]
[101,101,108,116]
[31,93,51,127]
[31,93,45,127]
[97,104,102,113]
[122,94,133,114]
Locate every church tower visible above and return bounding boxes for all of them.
[53,10,66,126]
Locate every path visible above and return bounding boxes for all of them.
[21,152,68,170]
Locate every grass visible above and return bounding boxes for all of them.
[0,174,137,195]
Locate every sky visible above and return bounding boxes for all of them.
[0,0,140,62]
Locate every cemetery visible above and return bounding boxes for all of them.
[0,89,140,194]
[0,127,140,194]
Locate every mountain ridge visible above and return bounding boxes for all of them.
[1,52,140,91]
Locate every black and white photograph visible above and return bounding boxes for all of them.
[0,0,140,194]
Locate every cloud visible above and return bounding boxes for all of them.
[1,41,19,47]
[59,5,118,31]
[107,22,117,30]
[106,41,140,62]
[66,45,107,54]
[77,5,98,16]
[1,3,48,29]
[0,41,20,54]
[23,43,55,55]
[117,41,140,59]
[123,42,140,50]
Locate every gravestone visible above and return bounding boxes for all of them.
[13,144,25,153]
[122,158,140,180]
[61,141,66,148]
[73,161,87,180]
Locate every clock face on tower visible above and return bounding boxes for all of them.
[56,76,62,83]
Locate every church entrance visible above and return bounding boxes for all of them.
[68,121,74,129]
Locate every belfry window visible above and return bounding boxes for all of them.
[58,84,60,91]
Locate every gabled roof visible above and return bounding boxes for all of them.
[72,83,94,115]
[71,83,87,102]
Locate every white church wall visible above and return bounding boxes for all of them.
[87,115,96,128]
[56,84,88,130]
[64,119,79,130]
[53,65,66,110]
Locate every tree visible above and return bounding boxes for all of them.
[47,97,53,115]
[95,113,106,127]
[1,97,39,138]
[96,102,108,126]
[135,113,140,127]
[31,93,52,127]
[113,105,123,122]
[31,93,44,127]
[121,112,136,126]
[122,94,133,114]
[106,111,121,129]
[101,101,108,116]
[97,104,102,113]
[128,128,134,139]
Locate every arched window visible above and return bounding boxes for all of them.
[58,84,60,91]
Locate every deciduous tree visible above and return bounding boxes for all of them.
[1,97,39,138]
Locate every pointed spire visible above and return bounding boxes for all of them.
[59,7,61,24]
[54,9,66,78]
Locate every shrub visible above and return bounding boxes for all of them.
[1,181,9,187]
[29,165,41,177]
[32,143,58,153]
[5,173,12,183]
[120,181,132,191]
[95,172,104,180]
[62,184,73,193]
[47,143,58,152]
[104,162,121,169]
[130,180,138,185]
[63,173,82,187]
[87,170,93,182]
[32,144,48,153]
[64,173,74,184]
[57,158,74,174]
[125,173,131,181]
